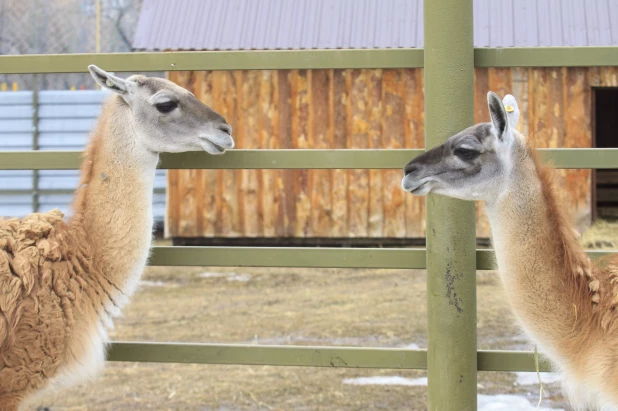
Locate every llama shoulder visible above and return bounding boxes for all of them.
[0,208,75,260]
[0,209,93,341]
[0,207,94,300]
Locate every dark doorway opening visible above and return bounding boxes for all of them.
[594,88,618,220]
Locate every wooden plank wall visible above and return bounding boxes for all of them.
[167,69,425,238]
[167,67,617,239]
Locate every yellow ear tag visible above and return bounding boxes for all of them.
[505,105,514,113]
[106,79,115,87]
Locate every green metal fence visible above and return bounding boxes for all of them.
[1,1,617,409]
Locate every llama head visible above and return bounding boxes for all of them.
[88,65,234,155]
[401,91,524,203]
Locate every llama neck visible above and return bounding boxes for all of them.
[70,96,159,300]
[485,148,591,361]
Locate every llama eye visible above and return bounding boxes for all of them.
[455,147,480,160]
[155,101,178,113]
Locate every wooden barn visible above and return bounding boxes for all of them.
[133,0,618,245]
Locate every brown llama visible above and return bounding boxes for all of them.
[401,91,618,410]
[0,66,234,410]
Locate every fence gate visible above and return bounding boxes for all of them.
[0,0,617,409]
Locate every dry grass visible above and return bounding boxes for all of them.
[22,266,555,410]
[23,220,617,410]
[581,218,618,249]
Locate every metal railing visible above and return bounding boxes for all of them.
[1,1,617,409]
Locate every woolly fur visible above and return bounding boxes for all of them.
[0,97,152,410]
[492,138,618,410]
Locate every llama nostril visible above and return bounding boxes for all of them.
[404,164,419,176]
[219,124,232,135]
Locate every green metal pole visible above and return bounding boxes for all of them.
[424,0,477,410]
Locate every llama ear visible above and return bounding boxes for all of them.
[88,65,133,95]
[502,94,520,130]
[487,91,509,140]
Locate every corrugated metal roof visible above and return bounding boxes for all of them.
[0,91,166,220]
[133,0,618,51]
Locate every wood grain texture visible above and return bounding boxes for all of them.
[381,69,405,238]
[292,69,312,237]
[259,70,277,237]
[310,70,332,237]
[488,68,512,98]
[197,71,215,237]
[346,69,369,237]
[166,68,595,240]
[474,69,490,124]
[277,70,295,237]
[529,68,550,148]
[238,70,261,236]
[216,71,240,236]
[331,69,348,237]
[600,66,618,86]
[367,69,384,237]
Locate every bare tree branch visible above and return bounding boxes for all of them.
[107,5,132,51]
[1,0,143,88]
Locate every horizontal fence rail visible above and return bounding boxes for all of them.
[1,148,617,170]
[107,342,552,372]
[1,47,617,74]
[474,46,618,67]
[0,50,424,73]
[146,247,614,270]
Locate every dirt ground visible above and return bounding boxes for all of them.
[23,220,617,411]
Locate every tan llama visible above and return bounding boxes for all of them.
[0,66,234,410]
[401,92,618,410]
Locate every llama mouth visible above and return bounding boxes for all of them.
[200,132,234,155]
[200,139,227,155]
[403,181,429,195]
[410,182,427,194]
[401,176,428,194]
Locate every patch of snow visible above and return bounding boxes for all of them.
[199,272,229,278]
[478,394,563,411]
[226,274,251,282]
[343,376,428,386]
[515,372,562,386]
[341,377,564,410]
[404,343,421,349]
[199,272,252,282]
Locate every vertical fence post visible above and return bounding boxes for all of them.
[32,74,39,213]
[424,0,477,409]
